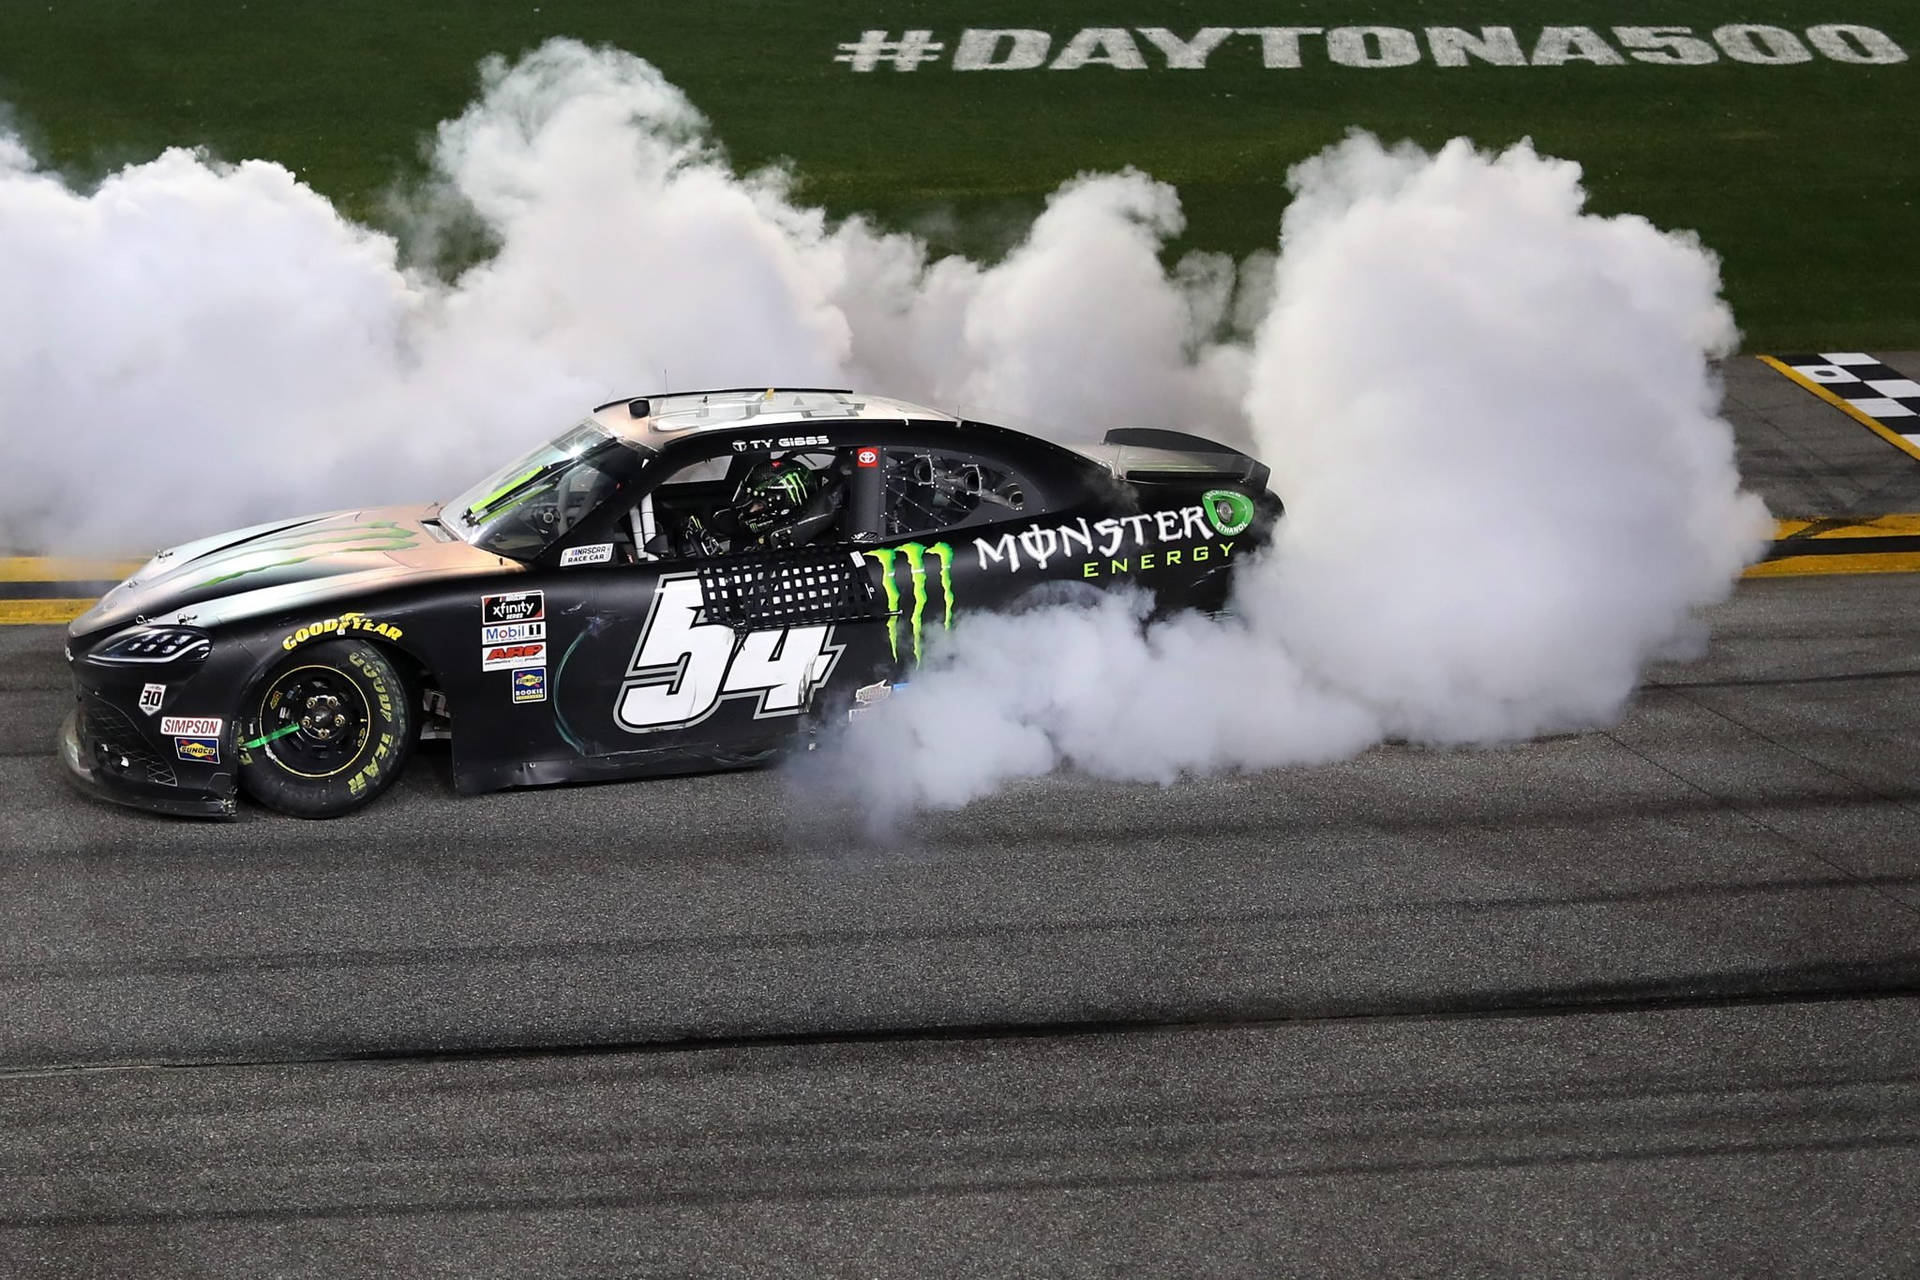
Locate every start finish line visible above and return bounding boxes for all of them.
[833,23,1908,72]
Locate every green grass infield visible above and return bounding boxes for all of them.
[1,2,1914,349]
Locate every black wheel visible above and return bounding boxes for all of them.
[237,639,416,818]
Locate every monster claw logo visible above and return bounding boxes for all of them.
[863,542,954,662]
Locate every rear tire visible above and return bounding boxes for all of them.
[238,639,416,818]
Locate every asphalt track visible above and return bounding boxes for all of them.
[5,359,1920,1276]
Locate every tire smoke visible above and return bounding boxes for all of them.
[0,40,1769,804]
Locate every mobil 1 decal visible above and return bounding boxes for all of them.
[615,573,843,732]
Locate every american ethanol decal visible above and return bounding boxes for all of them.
[835,24,1906,71]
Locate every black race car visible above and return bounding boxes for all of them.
[61,389,1280,818]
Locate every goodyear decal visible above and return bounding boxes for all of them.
[282,611,403,651]
[863,542,954,662]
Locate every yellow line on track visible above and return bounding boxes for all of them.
[1746,553,1920,578]
[0,556,144,582]
[1759,355,1920,465]
[0,599,94,625]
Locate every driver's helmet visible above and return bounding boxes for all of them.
[732,459,820,539]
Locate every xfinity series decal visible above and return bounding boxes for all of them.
[863,543,954,662]
[483,591,544,624]
[616,574,841,732]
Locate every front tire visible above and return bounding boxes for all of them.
[238,639,416,818]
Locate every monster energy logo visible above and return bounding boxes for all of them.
[863,542,954,662]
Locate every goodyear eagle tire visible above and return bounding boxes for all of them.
[238,639,416,818]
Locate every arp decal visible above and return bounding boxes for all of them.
[160,716,223,737]
[138,683,165,715]
[281,611,403,651]
[483,642,547,672]
[511,667,548,704]
[481,621,546,646]
[616,574,841,732]
[174,736,220,764]
[482,591,544,625]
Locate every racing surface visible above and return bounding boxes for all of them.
[5,366,1920,1275]
[5,570,1920,1275]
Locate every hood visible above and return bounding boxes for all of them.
[71,504,513,638]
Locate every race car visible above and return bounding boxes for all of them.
[60,389,1280,818]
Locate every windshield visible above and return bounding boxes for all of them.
[442,419,653,558]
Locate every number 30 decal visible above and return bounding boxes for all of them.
[616,574,841,732]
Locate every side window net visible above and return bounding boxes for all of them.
[697,547,883,634]
[885,452,1028,536]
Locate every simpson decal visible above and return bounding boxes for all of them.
[159,716,223,737]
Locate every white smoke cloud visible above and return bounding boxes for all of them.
[0,39,1240,551]
[0,40,1768,808]
[826,133,1772,815]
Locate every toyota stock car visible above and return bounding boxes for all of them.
[61,389,1280,818]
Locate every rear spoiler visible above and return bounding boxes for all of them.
[1100,428,1271,493]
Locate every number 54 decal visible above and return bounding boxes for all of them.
[616,574,842,732]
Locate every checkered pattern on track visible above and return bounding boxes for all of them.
[1779,353,1920,442]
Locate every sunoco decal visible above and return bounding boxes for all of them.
[174,736,220,764]
[282,612,403,651]
[863,543,954,662]
[511,667,548,703]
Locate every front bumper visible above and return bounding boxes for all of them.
[59,709,238,819]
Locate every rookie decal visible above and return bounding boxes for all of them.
[174,736,220,764]
[482,591,544,625]
[159,716,222,737]
[511,667,548,704]
[282,612,403,651]
[481,621,546,645]
[616,574,841,731]
[138,683,165,715]
[560,544,613,567]
[483,642,547,672]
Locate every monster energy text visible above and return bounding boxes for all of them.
[864,542,954,661]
